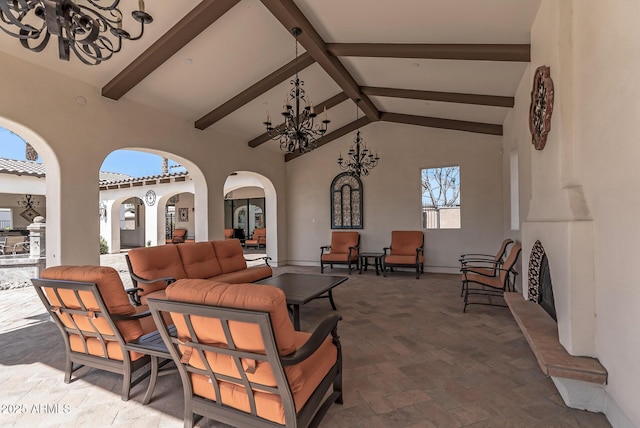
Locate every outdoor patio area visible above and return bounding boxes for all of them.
[0,255,610,427]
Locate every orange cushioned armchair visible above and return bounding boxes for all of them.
[31,266,172,403]
[245,228,266,249]
[320,231,360,275]
[148,279,343,428]
[382,230,425,279]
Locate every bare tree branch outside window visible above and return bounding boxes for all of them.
[421,166,461,229]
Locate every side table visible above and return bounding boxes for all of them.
[358,252,384,275]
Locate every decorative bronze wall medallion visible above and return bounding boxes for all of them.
[529,66,555,150]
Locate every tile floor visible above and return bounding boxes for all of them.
[0,255,611,427]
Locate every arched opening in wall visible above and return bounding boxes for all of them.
[224,172,278,262]
[163,192,195,244]
[99,149,207,254]
[0,121,58,270]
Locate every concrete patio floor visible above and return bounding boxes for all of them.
[0,254,611,427]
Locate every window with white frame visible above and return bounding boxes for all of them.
[421,166,461,229]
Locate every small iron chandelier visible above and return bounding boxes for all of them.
[263,27,329,154]
[0,0,153,65]
[337,100,379,177]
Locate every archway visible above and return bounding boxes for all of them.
[223,171,278,263]
[100,148,207,252]
[0,118,60,266]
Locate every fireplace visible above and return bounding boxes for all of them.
[528,240,557,321]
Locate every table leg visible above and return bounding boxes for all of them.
[293,304,301,331]
[375,257,380,275]
[359,257,364,274]
[143,356,159,405]
[328,289,337,310]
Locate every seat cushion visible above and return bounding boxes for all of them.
[321,253,358,263]
[329,232,359,254]
[127,245,187,295]
[211,266,272,284]
[212,240,247,274]
[385,254,424,265]
[177,242,223,279]
[390,231,423,256]
[464,272,502,289]
[189,331,337,425]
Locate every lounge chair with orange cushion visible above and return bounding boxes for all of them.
[31,266,173,403]
[148,279,343,427]
[320,231,360,275]
[382,230,425,279]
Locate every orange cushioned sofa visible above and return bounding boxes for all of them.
[126,239,272,305]
[147,279,342,427]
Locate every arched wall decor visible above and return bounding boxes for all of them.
[331,172,363,229]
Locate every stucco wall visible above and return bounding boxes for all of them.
[503,1,639,425]
[0,52,288,266]
[286,121,504,271]
[572,1,640,425]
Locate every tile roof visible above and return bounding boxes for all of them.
[0,157,188,184]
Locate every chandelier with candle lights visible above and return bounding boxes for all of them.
[0,0,153,65]
[262,27,329,154]
[337,99,380,177]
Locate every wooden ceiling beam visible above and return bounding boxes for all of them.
[195,52,315,130]
[248,92,349,148]
[380,112,502,136]
[361,86,514,108]
[327,43,531,62]
[285,117,371,162]
[102,0,241,100]
[259,0,380,121]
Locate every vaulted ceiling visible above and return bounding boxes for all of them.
[0,0,542,161]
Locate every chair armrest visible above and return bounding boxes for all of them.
[281,313,342,366]
[461,266,515,276]
[460,253,494,259]
[130,271,176,287]
[111,310,152,321]
[126,287,144,306]
[245,256,271,267]
[320,245,331,251]
[460,258,502,267]
[383,246,390,255]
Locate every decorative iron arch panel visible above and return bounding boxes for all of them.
[331,173,363,229]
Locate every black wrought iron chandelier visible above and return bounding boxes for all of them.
[337,100,379,177]
[0,0,153,65]
[263,27,329,154]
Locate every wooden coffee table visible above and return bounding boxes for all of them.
[255,273,347,330]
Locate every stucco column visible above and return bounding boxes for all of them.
[27,216,46,258]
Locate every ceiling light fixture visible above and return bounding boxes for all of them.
[0,0,153,65]
[262,27,329,154]
[337,99,379,177]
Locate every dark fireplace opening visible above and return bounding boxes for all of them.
[538,254,556,321]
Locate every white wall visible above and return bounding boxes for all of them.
[0,52,288,266]
[0,192,46,229]
[502,1,640,425]
[286,121,504,271]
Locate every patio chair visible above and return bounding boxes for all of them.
[245,228,266,249]
[31,266,174,403]
[171,228,187,244]
[382,231,424,279]
[224,228,234,240]
[459,238,514,296]
[148,279,343,428]
[461,243,522,312]
[0,235,29,255]
[320,231,360,275]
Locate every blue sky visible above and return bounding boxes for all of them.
[0,127,183,177]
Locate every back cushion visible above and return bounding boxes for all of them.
[330,232,359,254]
[128,245,187,294]
[40,265,144,342]
[177,242,223,279]
[390,231,424,256]
[166,279,296,354]
[212,240,247,273]
[253,228,266,239]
